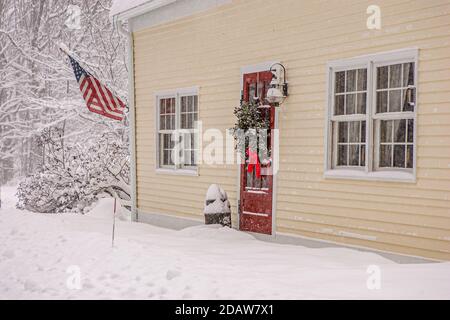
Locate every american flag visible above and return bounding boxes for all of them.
[69,55,126,121]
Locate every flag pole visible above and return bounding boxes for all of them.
[112,195,117,248]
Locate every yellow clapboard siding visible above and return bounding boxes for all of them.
[276,217,450,254]
[276,225,450,261]
[133,0,450,260]
[276,196,450,229]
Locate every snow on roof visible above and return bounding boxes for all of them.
[110,0,151,17]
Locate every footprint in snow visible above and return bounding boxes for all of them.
[182,293,193,299]
[166,269,181,280]
[159,287,168,295]
[2,250,15,259]
[23,280,38,292]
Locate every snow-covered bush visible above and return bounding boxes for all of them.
[16,131,130,214]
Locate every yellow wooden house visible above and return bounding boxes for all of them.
[112,0,450,261]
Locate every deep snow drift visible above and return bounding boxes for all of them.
[0,186,449,300]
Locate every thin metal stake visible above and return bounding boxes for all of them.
[112,197,117,248]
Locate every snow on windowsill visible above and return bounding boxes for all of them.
[324,169,416,183]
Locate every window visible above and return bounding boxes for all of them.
[156,88,199,173]
[326,49,417,181]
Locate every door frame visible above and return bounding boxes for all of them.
[237,61,280,237]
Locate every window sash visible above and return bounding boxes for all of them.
[157,92,199,171]
[326,50,417,178]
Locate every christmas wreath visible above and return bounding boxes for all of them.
[231,101,271,177]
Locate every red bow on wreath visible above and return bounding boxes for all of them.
[246,148,261,179]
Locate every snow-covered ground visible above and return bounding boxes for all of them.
[1,186,449,300]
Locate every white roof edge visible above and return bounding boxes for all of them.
[113,0,176,21]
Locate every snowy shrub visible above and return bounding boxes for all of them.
[16,130,130,214]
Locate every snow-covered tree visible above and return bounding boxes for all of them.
[0,0,130,212]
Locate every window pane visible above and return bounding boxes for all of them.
[188,113,194,129]
[181,96,187,113]
[160,134,175,166]
[349,121,360,143]
[380,145,392,167]
[346,70,356,92]
[335,95,345,115]
[389,64,402,88]
[338,122,348,143]
[377,66,388,89]
[338,145,348,166]
[403,63,415,87]
[191,132,197,149]
[357,93,366,114]
[160,99,166,115]
[349,145,360,166]
[165,98,171,113]
[403,88,415,112]
[184,151,192,165]
[183,133,191,149]
[407,146,414,169]
[361,121,366,143]
[181,113,186,129]
[377,91,388,113]
[407,119,414,143]
[360,145,366,166]
[394,119,406,143]
[194,96,198,112]
[246,169,253,188]
[249,83,257,102]
[160,115,165,130]
[389,90,402,112]
[380,120,392,143]
[393,145,406,168]
[346,94,356,114]
[166,115,174,130]
[188,96,194,112]
[357,69,367,91]
[191,151,197,167]
[335,71,346,93]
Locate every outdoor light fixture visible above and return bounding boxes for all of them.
[266,63,288,105]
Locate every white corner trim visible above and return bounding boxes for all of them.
[114,19,138,221]
[125,0,233,32]
[114,0,176,21]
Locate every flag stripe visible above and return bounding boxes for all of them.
[68,55,125,121]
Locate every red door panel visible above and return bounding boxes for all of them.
[239,71,275,235]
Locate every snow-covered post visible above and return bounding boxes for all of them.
[204,184,231,228]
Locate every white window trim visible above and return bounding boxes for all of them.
[155,87,200,176]
[324,48,418,183]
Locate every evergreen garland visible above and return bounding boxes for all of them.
[231,101,270,159]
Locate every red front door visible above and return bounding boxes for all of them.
[239,71,275,235]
